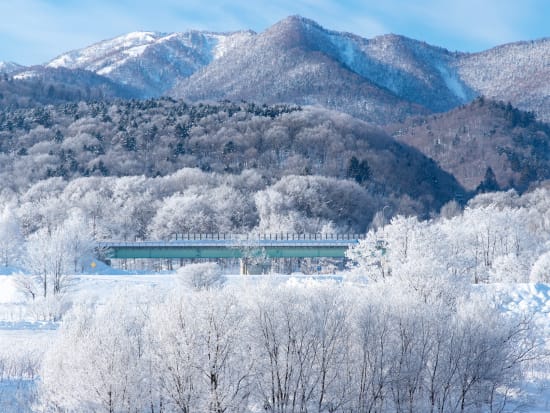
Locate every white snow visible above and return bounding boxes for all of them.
[210,31,254,60]
[46,30,253,76]
[13,70,39,80]
[328,34,357,69]
[436,62,468,102]
[47,31,161,70]
[0,274,24,303]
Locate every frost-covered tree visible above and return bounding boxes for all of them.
[148,192,218,238]
[63,210,96,273]
[177,262,226,291]
[21,214,94,301]
[41,291,153,412]
[244,281,356,413]
[489,253,528,283]
[192,290,251,413]
[439,199,462,219]
[39,278,536,413]
[24,227,72,298]
[255,175,374,233]
[346,216,432,284]
[348,204,544,286]
[147,293,203,412]
[530,251,550,283]
[0,206,23,268]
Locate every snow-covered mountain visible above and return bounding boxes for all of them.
[0,61,25,74]
[171,16,550,122]
[3,16,549,123]
[0,66,141,108]
[171,16,436,123]
[46,30,254,96]
[171,16,481,122]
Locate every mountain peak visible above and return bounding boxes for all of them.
[119,31,160,41]
[264,15,313,45]
[278,15,323,28]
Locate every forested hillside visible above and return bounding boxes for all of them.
[170,16,550,123]
[0,67,140,108]
[171,16,431,124]
[387,97,550,191]
[0,99,465,238]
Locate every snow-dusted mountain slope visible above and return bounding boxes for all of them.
[266,18,475,112]
[47,30,254,96]
[172,16,432,124]
[347,33,475,111]
[172,16,549,123]
[0,61,24,74]
[2,66,142,106]
[455,38,550,122]
[386,98,550,191]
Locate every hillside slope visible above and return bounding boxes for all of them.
[171,17,433,124]
[456,39,550,122]
[387,98,550,191]
[0,67,141,108]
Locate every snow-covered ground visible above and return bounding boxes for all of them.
[0,266,549,411]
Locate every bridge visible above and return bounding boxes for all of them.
[97,233,363,274]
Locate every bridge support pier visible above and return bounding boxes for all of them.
[239,258,271,275]
[240,258,248,275]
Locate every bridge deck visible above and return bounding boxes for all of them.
[98,237,360,259]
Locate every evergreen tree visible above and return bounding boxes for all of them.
[346,156,371,184]
[476,166,499,193]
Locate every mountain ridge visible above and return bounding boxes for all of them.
[45,29,255,96]
[2,15,549,123]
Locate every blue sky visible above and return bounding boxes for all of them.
[1,0,549,65]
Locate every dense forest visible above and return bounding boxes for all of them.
[0,98,465,240]
[387,97,550,191]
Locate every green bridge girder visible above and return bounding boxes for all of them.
[98,239,359,260]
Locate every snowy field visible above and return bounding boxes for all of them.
[0,265,550,411]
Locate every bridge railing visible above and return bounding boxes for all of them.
[171,233,365,242]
